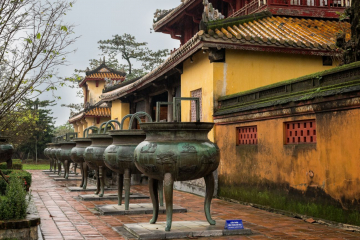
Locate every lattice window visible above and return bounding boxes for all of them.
[191,88,202,122]
[237,126,257,145]
[285,120,316,144]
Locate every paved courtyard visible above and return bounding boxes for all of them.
[30,170,360,240]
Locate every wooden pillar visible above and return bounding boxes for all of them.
[145,95,153,122]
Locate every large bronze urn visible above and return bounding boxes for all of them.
[54,141,63,176]
[58,141,76,179]
[103,115,148,209]
[83,123,114,197]
[70,129,92,189]
[0,135,14,169]
[49,141,60,174]
[134,98,220,231]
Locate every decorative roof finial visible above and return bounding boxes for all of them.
[202,0,224,23]
[103,56,106,64]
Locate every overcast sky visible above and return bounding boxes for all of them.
[38,0,180,126]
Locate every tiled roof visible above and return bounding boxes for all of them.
[101,16,349,102]
[205,16,350,50]
[86,72,125,80]
[68,107,111,123]
[153,0,197,31]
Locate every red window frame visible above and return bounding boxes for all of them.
[237,126,257,145]
[285,119,316,144]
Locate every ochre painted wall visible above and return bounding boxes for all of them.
[86,81,105,104]
[181,51,218,141]
[181,50,337,142]
[222,49,337,96]
[111,100,130,129]
[215,109,360,208]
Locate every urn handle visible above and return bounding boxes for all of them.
[98,122,115,134]
[83,126,99,138]
[103,120,121,133]
[66,132,78,141]
[120,114,142,130]
[173,97,200,122]
[128,112,153,130]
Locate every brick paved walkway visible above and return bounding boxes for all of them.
[30,170,360,240]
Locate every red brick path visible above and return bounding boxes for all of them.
[30,170,360,240]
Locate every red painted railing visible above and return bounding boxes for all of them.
[231,0,349,17]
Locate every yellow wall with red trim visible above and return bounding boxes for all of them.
[86,81,105,105]
[111,100,130,129]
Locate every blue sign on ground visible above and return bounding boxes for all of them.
[224,219,244,230]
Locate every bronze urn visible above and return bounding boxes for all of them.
[103,115,148,209]
[70,128,93,189]
[0,135,14,169]
[50,141,61,174]
[58,141,76,179]
[134,98,220,231]
[83,123,114,197]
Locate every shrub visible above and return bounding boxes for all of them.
[0,176,30,220]
[0,159,22,170]
[0,170,32,195]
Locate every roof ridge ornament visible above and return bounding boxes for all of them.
[202,0,224,23]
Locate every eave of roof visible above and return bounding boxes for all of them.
[153,0,198,31]
[102,16,347,102]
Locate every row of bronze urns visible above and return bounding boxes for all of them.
[44,97,220,231]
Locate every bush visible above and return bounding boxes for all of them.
[0,159,22,170]
[0,176,30,220]
[0,170,32,195]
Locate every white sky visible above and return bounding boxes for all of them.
[38,0,180,126]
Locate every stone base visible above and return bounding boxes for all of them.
[121,221,252,239]
[43,171,64,174]
[48,173,78,177]
[78,193,149,201]
[67,186,117,192]
[96,203,187,215]
[53,177,82,181]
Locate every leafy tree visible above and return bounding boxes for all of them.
[54,122,74,137]
[12,99,56,162]
[97,33,169,79]
[0,0,78,124]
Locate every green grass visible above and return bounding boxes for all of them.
[22,164,50,170]
[219,185,360,226]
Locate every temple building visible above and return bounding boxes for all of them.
[69,60,126,137]
[70,0,359,208]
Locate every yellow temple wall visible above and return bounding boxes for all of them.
[111,100,130,129]
[181,51,216,141]
[222,49,337,96]
[86,81,106,104]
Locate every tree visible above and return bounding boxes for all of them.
[97,33,169,79]
[2,99,56,161]
[54,122,74,137]
[0,0,78,124]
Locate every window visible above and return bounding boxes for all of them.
[190,88,202,122]
[237,126,257,145]
[285,120,316,144]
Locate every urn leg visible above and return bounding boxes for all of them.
[164,173,174,231]
[124,169,131,210]
[204,172,216,225]
[158,180,164,207]
[99,166,105,197]
[53,159,57,173]
[83,163,89,190]
[64,160,70,179]
[58,161,62,176]
[95,168,100,195]
[149,178,159,224]
[50,158,53,171]
[79,163,84,188]
[74,163,77,175]
[118,173,123,205]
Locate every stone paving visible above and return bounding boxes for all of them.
[30,170,360,240]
